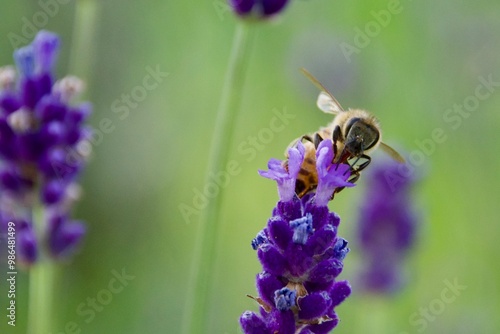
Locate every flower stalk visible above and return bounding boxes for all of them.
[69,0,100,81]
[182,22,255,334]
[28,256,55,333]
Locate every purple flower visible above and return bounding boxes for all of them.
[0,211,39,266]
[357,157,418,293]
[289,213,313,245]
[18,226,38,264]
[274,288,297,311]
[241,139,354,333]
[47,213,86,259]
[259,141,304,202]
[0,31,92,266]
[230,0,289,18]
[315,140,355,206]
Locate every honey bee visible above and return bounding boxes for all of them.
[286,69,405,198]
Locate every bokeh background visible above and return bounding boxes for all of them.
[1,0,499,333]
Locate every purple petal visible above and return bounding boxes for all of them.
[240,311,270,334]
[13,45,35,77]
[0,92,22,115]
[332,238,349,261]
[315,140,334,178]
[307,224,336,256]
[286,245,313,277]
[67,102,92,125]
[275,199,301,221]
[41,180,66,205]
[18,227,38,264]
[286,141,304,179]
[0,119,16,158]
[258,244,286,276]
[35,95,67,122]
[256,271,284,306]
[330,280,351,307]
[251,229,268,250]
[314,139,355,206]
[33,30,60,74]
[289,214,313,245]
[231,0,255,16]
[268,216,292,251]
[39,121,65,147]
[231,0,289,18]
[274,287,296,311]
[298,291,331,320]
[39,147,81,179]
[309,258,343,284]
[304,204,329,229]
[0,168,27,192]
[327,212,341,228]
[19,77,39,109]
[48,215,86,258]
[315,164,354,206]
[261,0,289,16]
[267,309,295,334]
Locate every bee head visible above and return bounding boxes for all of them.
[344,118,380,156]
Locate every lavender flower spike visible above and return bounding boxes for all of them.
[242,139,354,334]
[0,30,93,265]
[357,157,418,293]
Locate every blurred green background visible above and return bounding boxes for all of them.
[1,0,499,333]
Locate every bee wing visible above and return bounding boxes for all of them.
[301,68,345,114]
[317,92,343,114]
[379,141,406,163]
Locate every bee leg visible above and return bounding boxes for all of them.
[301,135,314,144]
[333,173,359,198]
[332,125,344,165]
[330,191,337,200]
[348,171,360,183]
[354,154,371,173]
[332,125,343,145]
[313,133,324,149]
[332,186,344,198]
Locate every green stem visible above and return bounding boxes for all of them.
[68,0,100,82]
[182,22,255,334]
[28,260,55,334]
[27,205,54,333]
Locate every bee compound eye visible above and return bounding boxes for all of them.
[344,117,361,136]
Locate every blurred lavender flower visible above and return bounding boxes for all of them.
[357,158,418,294]
[230,0,290,18]
[241,139,353,334]
[0,30,91,265]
